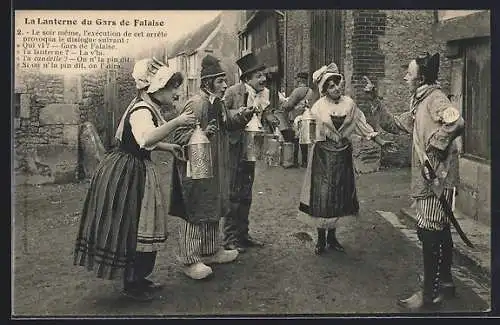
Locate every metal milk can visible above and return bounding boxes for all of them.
[266,136,282,167]
[299,107,316,144]
[183,122,213,179]
[243,113,264,162]
[262,133,276,159]
[274,127,285,143]
[274,109,291,132]
[281,142,295,168]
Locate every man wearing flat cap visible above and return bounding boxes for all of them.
[222,52,280,252]
[366,52,465,311]
[281,72,315,167]
[168,54,253,280]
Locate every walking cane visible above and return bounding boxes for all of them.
[423,160,474,248]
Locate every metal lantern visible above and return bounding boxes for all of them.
[299,107,316,144]
[243,113,264,162]
[184,123,213,179]
[315,118,327,142]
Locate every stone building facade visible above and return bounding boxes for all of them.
[284,10,452,169]
[284,9,491,226]
[168,11,241,105]
[14,56,167,185]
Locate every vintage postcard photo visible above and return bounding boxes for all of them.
[12,9,491,317]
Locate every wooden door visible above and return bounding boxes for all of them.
[309,10,342,98]
[463,37,490,161]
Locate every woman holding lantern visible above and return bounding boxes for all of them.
[74,57,196,301]
[297,62,396,255]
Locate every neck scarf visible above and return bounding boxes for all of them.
[244,83,269,112]
[410,83,441,114]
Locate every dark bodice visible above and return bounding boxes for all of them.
[331,115,346,130]
[118,105,159,160]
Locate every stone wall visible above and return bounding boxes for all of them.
[79,71,107,144]
[14,70,109,184]
[285,10,453,170]
[284,10,311,94]
[343,9,451,168]
[14,72,65,178]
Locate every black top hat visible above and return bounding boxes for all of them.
[201,55,226,80]
[296,72,309,80]
[236,52,266,80]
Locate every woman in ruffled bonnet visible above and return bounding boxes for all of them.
[74,57,196,301]
[297,62,396,255]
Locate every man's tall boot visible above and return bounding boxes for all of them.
[239,201,263,248]
[223,202,246,253]
[439,226,456,299]
[398,229,443,311]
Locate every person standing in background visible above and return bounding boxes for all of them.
[281,72,315,167]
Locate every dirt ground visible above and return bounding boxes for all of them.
[12,151,488,316]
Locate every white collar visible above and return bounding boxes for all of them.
[209,94,217,105]
[202,89,218,104]
[245,83,258,96]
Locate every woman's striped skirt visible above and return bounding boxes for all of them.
[73,149,165,281]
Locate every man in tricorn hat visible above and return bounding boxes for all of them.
[281,72,314,167]
[168,54,255,280]
[222,52,280,252]
[367,52,465,311]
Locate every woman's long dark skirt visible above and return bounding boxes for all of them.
[301,140,359,218]
[74,150,146,281]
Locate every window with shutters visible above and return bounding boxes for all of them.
[463,37,490,161]
[240,33,252,56]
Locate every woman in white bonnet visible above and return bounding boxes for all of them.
[297,62,396,255]
[74,57,196,301]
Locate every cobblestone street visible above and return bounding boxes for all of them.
[12,152,490,316]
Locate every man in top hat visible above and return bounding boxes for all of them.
[367,52,464,310]
[222,52,280,253]
[168,54,255,280]
[280,72,314,167]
